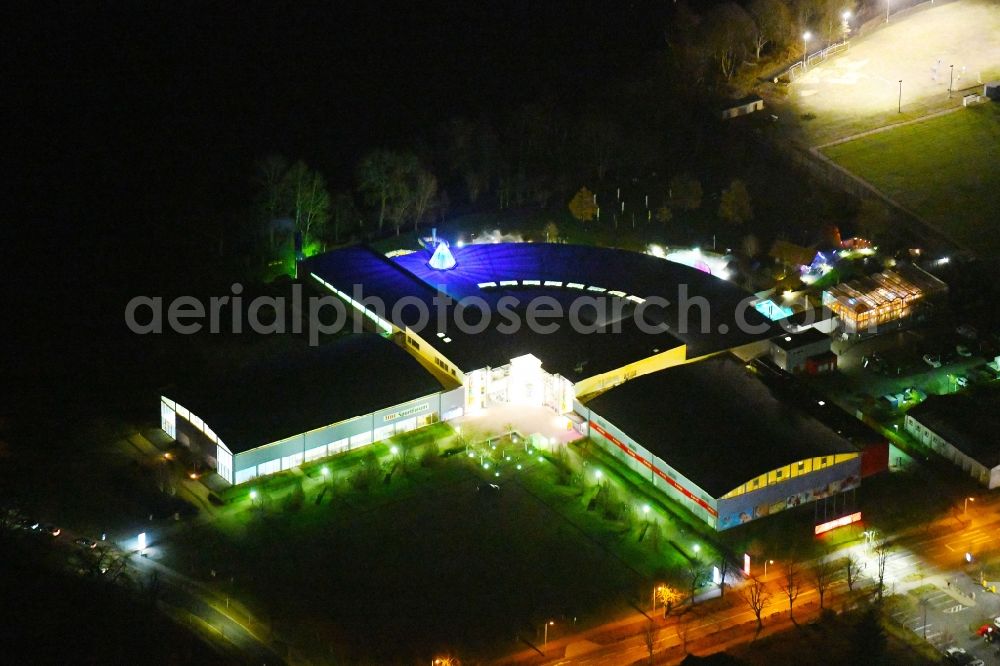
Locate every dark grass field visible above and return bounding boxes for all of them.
[160,461,647,663]
[823,103,1000,256]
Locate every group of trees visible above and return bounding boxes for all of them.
[568,176,751,229]
[253,150,441,254]
[246,0,870,267]
[669,0,858,85]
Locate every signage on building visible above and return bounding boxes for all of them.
[383,403,429,422]
[814,511,862,535]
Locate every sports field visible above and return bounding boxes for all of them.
[822,102,1000,255]
[788,0,1000,144]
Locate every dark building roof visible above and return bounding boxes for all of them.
[302,243,778,381]
[908,391,1000,469]
[770,326,831,351]
[164,334,443,453]
[584,355,857,497]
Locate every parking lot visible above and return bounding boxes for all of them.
[815,322,999,417]
[890,576,1000,664]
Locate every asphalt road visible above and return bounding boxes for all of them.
[498,497,1000,665]
[3,517,284,665]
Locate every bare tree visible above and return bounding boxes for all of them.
[748,0,793,59]
[874,537,890,604]
[701,3,755,81]
[410,168,438,231]
[740,576,771,633]
[285,161,331,243]
[780,561,802,623]
[812,556,834,610]
[686,557,707,606]
[717,556,732,599]
[675,610,692,654]
[845,553,863,592]
[643,620,655,665]
[328,191,360,244]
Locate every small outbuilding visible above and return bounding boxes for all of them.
[720,95,764,120]
[769,327,835,374]
[905,391,1000,489]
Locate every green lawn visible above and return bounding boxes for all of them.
[159,448,659,662]
[823,103,1000,256]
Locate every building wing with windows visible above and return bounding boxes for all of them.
[578,355,861,530]
[160,334,462,485]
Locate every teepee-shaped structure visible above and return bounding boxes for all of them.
[428,241,456,270]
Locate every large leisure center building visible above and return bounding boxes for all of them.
[160,241,885,530]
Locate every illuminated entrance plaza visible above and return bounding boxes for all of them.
[160,242,886,530]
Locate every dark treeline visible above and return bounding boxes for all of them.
[253,0,873,258]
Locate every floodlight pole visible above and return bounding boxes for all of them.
[898,80,903,113]
[949,64,954,98]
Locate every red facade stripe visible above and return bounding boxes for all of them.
[589,420,718,517]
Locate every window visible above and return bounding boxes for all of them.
[753,478,760,487]
[258,459,281,476]
[305,445,327,462]
[216,447,233,484]
[235,467,257,485]
[776,470,783,479]
[160,400,176,439]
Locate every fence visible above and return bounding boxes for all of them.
[781,41,850,82]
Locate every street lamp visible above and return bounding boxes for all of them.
[390,445,399,456]
[249,489,258,502]
[544,620,555,648]
[898,79,903,113]
[802,31,812,68]
[765,559,774,576]
[886,0,891,23]
[964,497,975,514]
[642,504,651,517]
[949,64,954,98]
[693,543,701,554]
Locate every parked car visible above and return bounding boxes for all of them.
[74,537,97,549]
[955,375,969,388]
[37,523,61,537]
[922,354,942,368]
[945,646,984,666]
[16,517,36,530]
[477,483,501,496]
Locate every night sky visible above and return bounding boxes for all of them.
[14,2,665,235]
[8,1,668,407]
